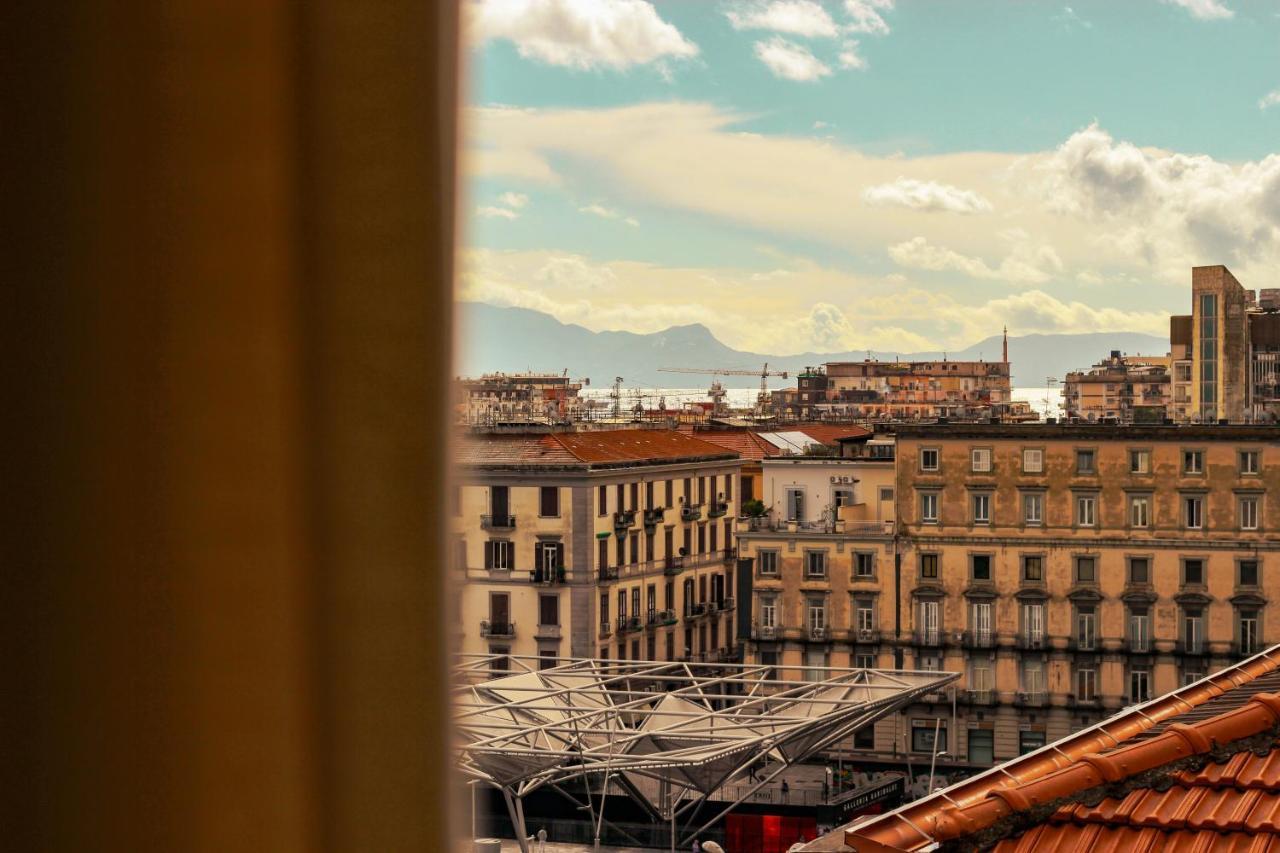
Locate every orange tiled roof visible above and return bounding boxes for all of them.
[831,646,1280,853]
[693,430,782,461]
[459,429,739,469]
[792,424,873,445]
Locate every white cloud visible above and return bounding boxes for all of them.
[863,178,993,214]
[837,39,867,70]
[812,120,830,129]
[888,235,1063,284]
[498,191,529,208]
[467,0,698,70]
[1054,6,1092,30]
[533,255,618,290]
[1260,89,1280,110]
[476,205,520,219]
[725,1,838,37]
[1161,0,1233,19]
[843,0,893,35]
[753,37,832,81]
[579,203,639,225]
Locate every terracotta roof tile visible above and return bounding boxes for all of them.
[793,424,872,445]
[994,825,1280,853]
[458,429,739,469]
[693,430,781,461]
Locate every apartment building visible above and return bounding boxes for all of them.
[454,428,743,670]
[1062,351,1171,423]
[454,371,587,425]
[738,422,1280,768]
[1170,264,1280,423]
[782,356,1013,421]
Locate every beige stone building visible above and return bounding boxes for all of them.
[1062,351,1170,423]
[738,422,1279,768]
[454,428,743,671]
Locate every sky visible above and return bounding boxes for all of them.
[459,0,1280,356]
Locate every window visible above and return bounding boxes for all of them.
[1129,668,1151,703]
[854,552,875,579]
[664,479,673,507]
[1023,448,1043,473]
[968,728,994,765]
[1023,493,1042,525]
[598,484,607,516]
[971,447,992,473]
[1129,611,1151,652]
[489,647,510,676]
[1022,555,1043,582]
[920,492,939,524]
[758,550,778,575]
[1076,667,1096,701]
[759,596,776,628]
[832,487,855,509]
[911,722,947,754]
[920,553,939,579]
[645,480,655,509]
[698,477,707,505]
[920,448,939,471]
[1022,603,1045,645]
[1182,610,1204,653]
[1075,494,1096,527]
[1241,496,1259,530]
[1183,449,1204,474]
[971,554,992,582]
[599,592,609,626]
[538,485,559,517]
[806,550,827,578]
[1076,449,1096,474]
[969,658,993,692]
[1241,450,1260,475]
[854,653,876,669]
[485,539,515,570]
[1183,558,1204,586]
[855,602,875,634]
[785,488,805,521]
[807,599,826,631]
[597,538,609,574]
[1076,607,1096,650]
[879,486,895,503]
[1129,449,1150,474]
[972,493,991,525]
[1021,658,1045,697]
[724,474,732,502]
[1182,667,1205,687]
[1129,494,1150,528]
[1128,556,1150,585]
[535,541,563,575]
[538,594,559,627]
[1240,559,1260,587]
[1075,556,1096,584]
[971,602,992,643]
[918,600,940,642]
[1239,610,1260,655]
[1185,495,1203,529]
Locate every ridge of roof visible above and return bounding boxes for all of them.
[837,645,1280,853]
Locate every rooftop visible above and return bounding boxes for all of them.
[810,645,1280,853]
[889,422,1280,441]
[457,428,739,470]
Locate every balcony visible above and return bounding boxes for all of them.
[663,556,684,576]
[721,597,736,612]
[480,514,516,530]
[964,630,994,649]
[1176,639,1208,656]
[1016,633,1048,651]
[654,608,679,626]
[913,629,942,647]
[965,689,996,706]
[597,566,619,583]
[598,621,612,638]
[480,620,515,638]
[529,566,566,585]
[1069,635,1098,653]
[613,509,637,531]
[1127,637,1152,654]
[753,624,777,641]
[686,602,708,620]
[708,501,729,519]
[1068,694,1101,708]
[681,503,703,522]
[809,626,828,642]
[643,507,665,527]
[617,615,643,634]
[1014,691,1048,707]
[854,627,879,644]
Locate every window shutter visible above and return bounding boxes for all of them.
[555,542,565,569]
[484,541,493,569]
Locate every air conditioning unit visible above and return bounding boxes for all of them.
[810,626,828,641]
[756,625,776,640]
[949,630,965,645]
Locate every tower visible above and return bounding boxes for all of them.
[1002,326,1008,364]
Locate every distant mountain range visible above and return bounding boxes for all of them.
[456,302,1170,389]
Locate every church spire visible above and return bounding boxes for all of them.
[1002,325,1008,364]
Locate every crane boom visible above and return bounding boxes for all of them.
[658,366,789,378]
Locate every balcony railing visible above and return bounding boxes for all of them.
[1128,637,1152,654]
[686,602,708,620]
[1015,690,1047,707]
[480,620,515,638]
[613,509,637,530]
[597,567,619,582]
[598,621,612,637]
[753,624,777,641]
[1068,693,1100,707]
[965,630,994,649]
[480,514,516,530]
[809,626,828,642]
[965,689,995,706]
[854,627,878,643]
[913,629,941,647]
[1016,633,1047,651]
[662,549,736,576]
[680,503,703,522]
[655,608,679,626]
[708,501,729,518]
[1070,635,1097,652]
[1176,638,1207,655]
[643,507,665,527]
[617,615,643,634]
[529,566,566,585]
[721,597,736,612]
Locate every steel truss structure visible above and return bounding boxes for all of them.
[455,655,958,852]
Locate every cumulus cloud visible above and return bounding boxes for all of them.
[753,37,831,81]
[1161,0,1233,19]
[837,40,867,70]
[726,1,838,37]
[888,235,1063,284]
[467,0,698,70]
[843,0,894,35]
[984,290,1169,337]
[862,178,993,214]
[498,191,529,208]
[476,205,520,219]
[579,203,640,225]
[533,255,618,290]
[1260,89,1280,110]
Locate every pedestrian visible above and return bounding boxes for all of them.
[781,779,790,802]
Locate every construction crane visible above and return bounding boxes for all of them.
[657,363,790,417]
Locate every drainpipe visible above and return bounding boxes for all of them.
[893,532,903,669]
